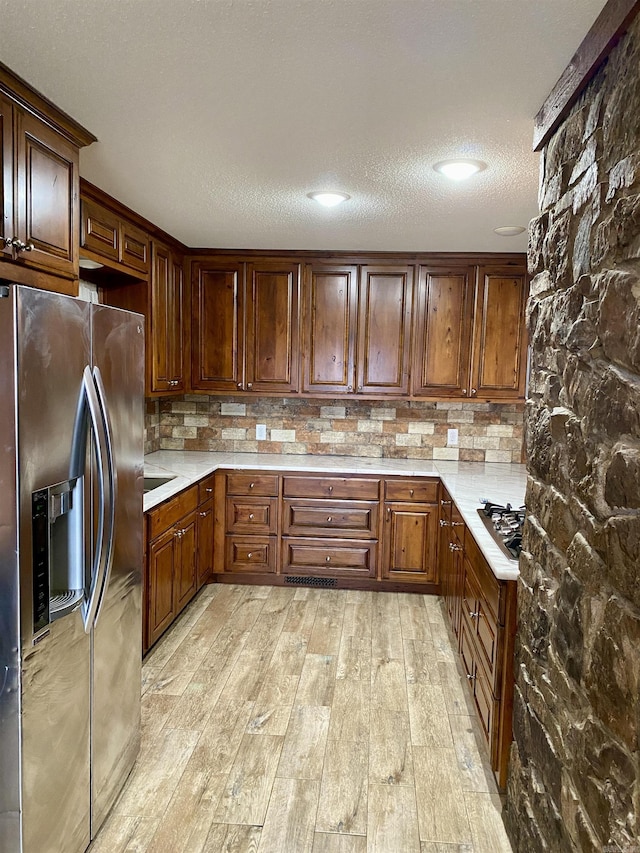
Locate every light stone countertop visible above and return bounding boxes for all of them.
[144,450,527,581]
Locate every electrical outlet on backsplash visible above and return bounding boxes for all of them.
[144,396,524,462]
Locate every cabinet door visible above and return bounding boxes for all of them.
[147,528,177,647]
[357,265,413,395]
[14,109,78,277]
[80,197,119,262]
[471,267,527,399]
[151,241,184,393]
[196,498,214,589]
[120,220,149,274]
[191,259,245,392]
[245,259,300,393]
[302,263,358,394]
[175,512,197,614]
[0,94,14,258]
[382,502,438,583]
[412,267,473,397]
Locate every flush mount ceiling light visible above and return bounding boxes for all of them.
[494,225,526,237]
[307,191,351,207]
[79,257,104,270]
[432,159,486,181]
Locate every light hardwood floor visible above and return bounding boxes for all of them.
[90,584,513,853]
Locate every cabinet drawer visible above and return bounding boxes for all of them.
[198,473,216,504]
[283,476,380,500]
[385,478,438,502]
[120,221,149,273]
[473,655,498,748]
[282,538,376,577]
[147,485,198,540]
[226,496,278,534]
[225,536,277,573]
[81,198,119,261]
[465,533,501,621]
[462,566,500,683]
[226,472,279,497]
[282,499,378,538]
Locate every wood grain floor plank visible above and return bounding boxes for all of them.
[369,707,413,787]
[316,738,368,836]
[217,648,275,703]
[342,590,373,639]
[336,635,372,682]
[113,728,201,818]
[202,823,262,853]
[328,678,370,743]
[146,670,195,696]
[307,592,346,655]
[438,661,477,717]
[367,783,421,853]
[403,639,440,685]
[88,815,160,852]
[145,767,219,853]
[448,715,497,794]
[371,595,403,660]
[399,599,433,643]
[464,792,513,853]
[371,656,408,712]
[412,746,473,845]
[188,699,256,776]
[246,673,298,736]
[313,834,368,852]
[277,704,331,780]
[430,620,458,664]
[140,693,180,741]
[407,683,454,747]
[420,843,474,853]
[282,599,320,636]
[296,654,337,706]
[257,777,319,853]
[214,733,284,826]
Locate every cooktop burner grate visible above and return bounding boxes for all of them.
[477,499,525,561]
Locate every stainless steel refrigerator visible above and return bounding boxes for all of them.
[0,284,144,852]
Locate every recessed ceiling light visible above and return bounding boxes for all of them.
[494,226,526,237]
[433,159,486,181]
[79,257,104,269]
[307,191,351,207]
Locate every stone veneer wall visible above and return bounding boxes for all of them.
[504,15,640,853]
[144,399,161,455]
[144,396,524,462]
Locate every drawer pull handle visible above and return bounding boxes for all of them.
[327,516,332,522]
[206,487,213,493]
[410,489,414,497]
[469,611,479,620]
[451,521,464,527]
[326,556,331,562]
[249,513,254,520]
[466,673,475,681]
[439,519,450,527]
[199,511,208,517]
[440,499,452,506]
[449,543,462,552]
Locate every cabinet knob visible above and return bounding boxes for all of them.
[328,485,333,493]
[409,489,414,497]
[11,238,34,252]
[199,511,208,517]
[175,530,182,539]
[247,552,252,558]
[206,487,213,493]
[249,513,254,520]
[249,482,255,489]
[471,388,477,396]
[439,519,450,527]
[247,383,253,390]
[2,236,12,247]
[466,673,476,682]
[357,385,362,391]
[347,385,353,392]
[237,382,243,389]
[327,516,332,522]
[462,389,467,396]
[469,611,480,620]
[325,556,331,562]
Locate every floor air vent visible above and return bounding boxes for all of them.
[285,575,338,588]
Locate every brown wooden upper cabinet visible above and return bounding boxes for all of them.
[302,262,413,396]
[191,256,301,394]
[150,240,185,394]
[472,266,528,399]
[412,264,527,400]
[0,69,95,290]
[80,185,150,277]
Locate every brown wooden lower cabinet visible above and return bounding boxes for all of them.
[144,476,216,653]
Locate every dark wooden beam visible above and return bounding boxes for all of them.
[533,0,640,151]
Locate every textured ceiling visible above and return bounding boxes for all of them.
[0,0,607,253]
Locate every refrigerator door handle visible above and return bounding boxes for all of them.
[91,366,118,628]
[79,366,111,633]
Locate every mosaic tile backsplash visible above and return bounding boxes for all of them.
[145,396,524,462]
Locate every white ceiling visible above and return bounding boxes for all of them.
[0,0,606,253]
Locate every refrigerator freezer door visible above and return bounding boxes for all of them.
[90,304,144,834]
[14,286,92,853]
